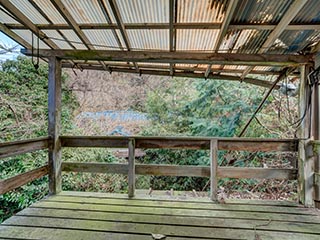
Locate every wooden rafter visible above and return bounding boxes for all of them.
[205,0,239,78]
[0,0,58,49]
[27,0,75,49]
[21,49,313,66]
[97,0,124,50]
[0,22,31,48]
[108,0,139,73]
[169,0,176,76]
[5,23,320,31]
[60,65,282,89]
[49,0,109,71]
[27,0,79,67]
[241,0,308,79]
[61,61,299,77]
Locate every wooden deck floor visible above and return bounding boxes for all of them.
[1,191,320,240]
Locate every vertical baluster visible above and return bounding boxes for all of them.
[128,138,135,197]
[210,139,218,201]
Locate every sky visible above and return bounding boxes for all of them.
[0,32,21,61]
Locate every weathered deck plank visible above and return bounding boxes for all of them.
[17,207,320,235]
[47,195,314,214]
[1,191,319,239]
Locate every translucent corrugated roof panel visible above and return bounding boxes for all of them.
[223,65,247,71]
[59,30,87,49]
[127,29,169,50]
[33,0,67,24]
[9,0,49,24]
[253,66,274,71]
[177,0,228,23]
[138,62,170,67]
[176,63,211,69]
[0,11,19,24]
[61,0,111,24]
[232,30,271,54]
[83,30,126,50]
[42,30,74,49]
[176,29,219,51]
[219,30,241,53]
[117,0,169,23]
[13,30,50,49]
[103,61,127,65]
[233,0,293,24]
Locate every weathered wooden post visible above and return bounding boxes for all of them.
[128,138,136,198]
[48,57,62,195]
[313,53,320,208]
[210,139,218,201]
[298,65,315,207]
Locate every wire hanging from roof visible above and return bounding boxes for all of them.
[31,31,40,71]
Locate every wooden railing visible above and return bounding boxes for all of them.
[60,136,299,200]
[0,137,50,194]
[0,136,300,200]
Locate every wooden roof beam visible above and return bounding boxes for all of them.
[205,0,239,78]
[108,0,139,73]
[49,0,109,71]
[97,0,124,51]
[241,0,308,79]
[21,49,313,66]
[0,0,58,49]
[6,23,320,31]
[169,0,177,76]
[61,63,280,89]
[61,62,299,77]
[0,22,31,49]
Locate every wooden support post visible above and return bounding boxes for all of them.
[128,138,135,198]
[210,139,218,201]
[48,57,62,195]
[298,65,314,207]
[314,54,320,208]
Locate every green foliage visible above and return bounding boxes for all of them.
[0,56,78,222]
[141,77,295,192]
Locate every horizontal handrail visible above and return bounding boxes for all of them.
[62,162,297,180]
[0,165,49,194]
[60,136,298,152]
[0,137,50,159]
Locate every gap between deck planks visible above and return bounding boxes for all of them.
[1,191,320,240]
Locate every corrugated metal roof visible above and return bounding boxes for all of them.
[177,0,228,23]
[0,0,319,79]
[59,30,87,49]
[12,29,50,49]
[176,29,219,51]
[233,0,293,24]
[42,30,73,49]
[83,29,125,50]
[0,10,19,24]
[128,29,169,50]
[292,0,320,23]
[117,0,169,23]
[9,0,49,24]
[33,0,67,24]
[61,0,108,24]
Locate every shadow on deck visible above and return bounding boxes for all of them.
[1,191,320,240]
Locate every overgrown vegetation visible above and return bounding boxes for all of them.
[140,77,298,199]
[0,56,77,222]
